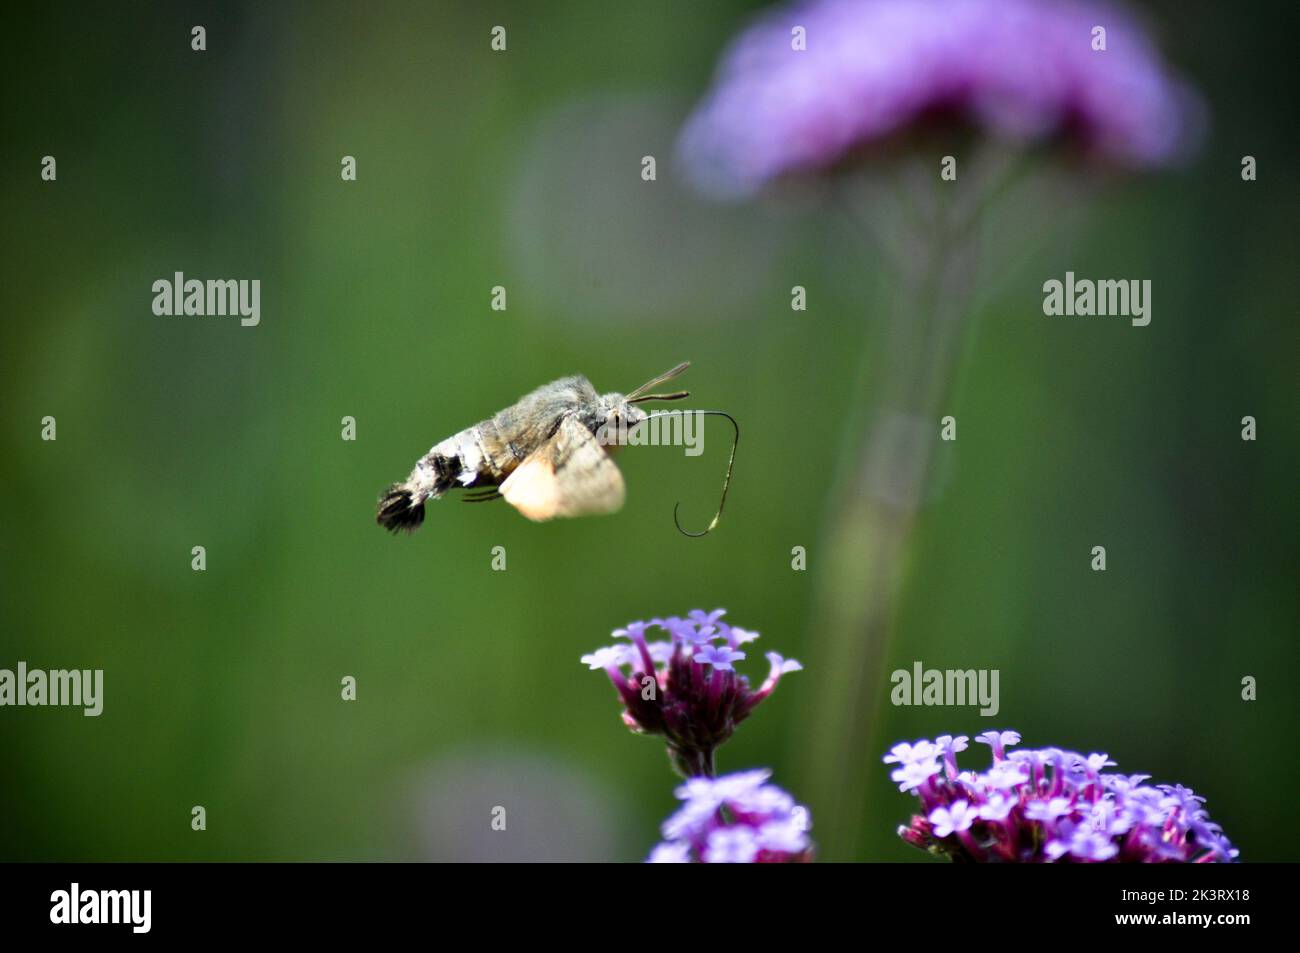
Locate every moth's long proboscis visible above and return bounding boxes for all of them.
[642,409,739,538]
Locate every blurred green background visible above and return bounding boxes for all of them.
[2,0,1296,861]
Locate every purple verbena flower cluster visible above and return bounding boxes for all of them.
[679,0,1203,197]
[647,769,814,863]
[887,730,1238,862]
[582,609,802,776]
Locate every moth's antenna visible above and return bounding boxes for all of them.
[641,409,739,538]
[628,390,689,404]
[627,361,690,401]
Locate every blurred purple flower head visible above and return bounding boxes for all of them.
[582,609,802,776]
[679,0,1203,197]
[886,730,1239,862]
[647,769,814,863]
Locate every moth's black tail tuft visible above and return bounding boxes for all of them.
[377,483,426,533]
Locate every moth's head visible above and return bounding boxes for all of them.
[589,394,647,446]
[587,363,691,446]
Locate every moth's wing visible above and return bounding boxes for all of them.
[499,416,625,521]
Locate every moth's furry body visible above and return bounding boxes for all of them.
[378,373,657,532]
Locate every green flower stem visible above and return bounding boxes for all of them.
[799,164,984,859]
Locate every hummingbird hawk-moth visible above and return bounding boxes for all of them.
[376,362,737,536]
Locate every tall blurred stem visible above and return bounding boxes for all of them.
[799,155,994,859]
